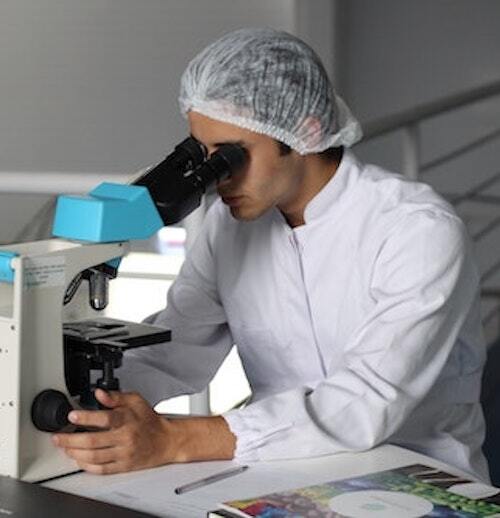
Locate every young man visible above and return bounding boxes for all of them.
[53,28,489,481]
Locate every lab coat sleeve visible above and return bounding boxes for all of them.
[119,207,233,406]
[223,210,480,461]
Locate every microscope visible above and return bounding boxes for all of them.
[0,138,246,481]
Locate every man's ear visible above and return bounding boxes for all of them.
[297,116,322,148]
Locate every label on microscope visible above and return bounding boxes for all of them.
[24,256,66,289]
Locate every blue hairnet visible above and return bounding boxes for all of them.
[179,28,362,155]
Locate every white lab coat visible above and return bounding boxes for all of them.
[120,150,489,481]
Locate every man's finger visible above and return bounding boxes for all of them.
[53,430,116,450]
[67,408,124,429]
[93,389,119,409]
[64,446,119,465]
[95,389,147,409]
[76,460,127,475]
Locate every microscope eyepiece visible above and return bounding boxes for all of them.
[186,143,247,189]
[133,136,207,192]
[136,140,247,226]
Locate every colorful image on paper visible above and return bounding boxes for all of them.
[222,464,500,517]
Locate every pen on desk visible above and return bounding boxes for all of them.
[174,465,249,495]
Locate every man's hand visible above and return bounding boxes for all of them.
[52,389,236,475]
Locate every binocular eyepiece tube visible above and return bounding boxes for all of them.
[134,137,247,226]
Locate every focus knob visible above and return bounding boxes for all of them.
[31,389,72,432]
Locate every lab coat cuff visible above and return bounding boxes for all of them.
[223,411,260,462]
[223,408,293,462]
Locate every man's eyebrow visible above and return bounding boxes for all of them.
[190,134,246,148]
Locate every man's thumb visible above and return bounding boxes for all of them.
[94,388,120,408]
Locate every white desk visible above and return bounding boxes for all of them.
[43,445,484,518]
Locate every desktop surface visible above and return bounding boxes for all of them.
[0,475,156,518]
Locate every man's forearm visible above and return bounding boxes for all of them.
[165,415,237,463]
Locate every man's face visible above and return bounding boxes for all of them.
[188,111,306,221]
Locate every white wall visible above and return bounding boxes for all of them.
[339,0,500,176]
[339,0,500,119]
[0,0,295,174]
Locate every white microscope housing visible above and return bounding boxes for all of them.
[0,239,128,481]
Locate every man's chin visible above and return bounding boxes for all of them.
[229,205,268,222]
[229,206,254,221]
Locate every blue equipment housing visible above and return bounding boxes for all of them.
[52,183,164,243]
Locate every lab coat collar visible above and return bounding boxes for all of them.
[270,149,361,231]
[302,149,360,225]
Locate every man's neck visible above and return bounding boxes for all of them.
[281,153,342,228]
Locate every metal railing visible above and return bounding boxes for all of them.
[0,171,132,194]
[359,79,500,337]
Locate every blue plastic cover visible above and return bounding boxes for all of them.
[52,183,164,243]
[0,251,18,283]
